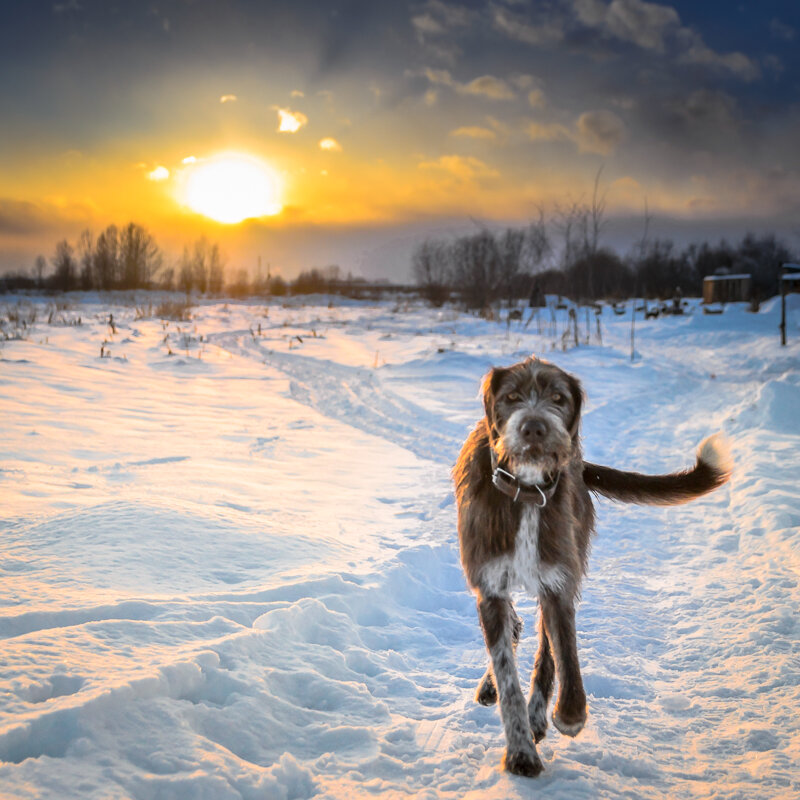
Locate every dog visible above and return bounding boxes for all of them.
[453,356,732,777]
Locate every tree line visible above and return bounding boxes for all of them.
[2,213,795,304]
[0,223,331,297]
[414,219,795,309]
[414,173,795,308]
[2,224,389,299]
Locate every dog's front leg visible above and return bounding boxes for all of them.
[475,606,522,706]
[540,591,587,737]
[478,594,543,777]
[528,612,555,742]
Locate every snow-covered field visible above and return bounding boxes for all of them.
[1,293,798,799]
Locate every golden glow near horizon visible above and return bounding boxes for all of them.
[181,154,282,224]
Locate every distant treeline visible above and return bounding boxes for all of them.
[0,224,364,298]
[2,217,796,305]
[413,222,795,308]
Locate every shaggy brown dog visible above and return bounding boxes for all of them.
[453,356,732,777]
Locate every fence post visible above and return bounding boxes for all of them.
[782,264,787,346]
[780,263,800,346]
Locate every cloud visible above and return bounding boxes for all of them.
[570,1,760,80]
[576,110,626,154]
[670,89,738,131]
[0,196,94,239]
[462,75,515,100]
[527,122,573,144]
[182,156,197,164]
[290,89,305,98]
[676,30,760,81]
[573,0,679,52]
[52,0,82,13]
[276,108,308,133]
[418,155,499,180]
[450,126,497,139]
[319,137,342,151]
[526,110,626,154]
[769,18,795,41]
[219,94,237,103]
[511,74,535,90]
[492,6,565,45]
[412,13,445,37]
[422,68,515,100]
[528,88,546,108]
[0,198,56,235]
[413,0,472,38]
[147,166,170,181]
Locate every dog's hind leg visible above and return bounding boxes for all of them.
[540,592,587,737]
[475,607,522,706]
[475,664,497,706]
[478,595,542,777]
[528,611,555,742]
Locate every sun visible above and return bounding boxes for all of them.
[182,154,282,224]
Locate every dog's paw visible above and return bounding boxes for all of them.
[552,706,586,737]
[528,691,549,743]
[503,746,543,778]
[475,674,497,706]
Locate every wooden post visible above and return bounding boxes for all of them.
[781,264,787,346]
[780,263,800,346]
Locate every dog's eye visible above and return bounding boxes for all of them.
[552,392,564,404]
[507,391,521,402]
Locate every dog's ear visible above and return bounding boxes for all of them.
[481,366,508,429]
[566,372,584,440]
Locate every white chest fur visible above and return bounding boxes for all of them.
[479,505,566,596]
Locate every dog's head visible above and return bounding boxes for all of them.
[482,357,583,479]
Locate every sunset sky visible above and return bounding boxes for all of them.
[1,0,799,279]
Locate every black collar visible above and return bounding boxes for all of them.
[492,464,560,506]
[489,444,560,506]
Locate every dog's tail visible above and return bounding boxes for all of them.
[583,433,732,506]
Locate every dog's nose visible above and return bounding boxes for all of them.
[521,419,547,441]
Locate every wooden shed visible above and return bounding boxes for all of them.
[702,273,751,304]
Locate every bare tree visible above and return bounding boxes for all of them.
[94,225,120,290]
[521,209,552,273]
[77,229,94,290]
[51,239,77,292]
[553,198,589,270]
[207,243,225,294]
[497,227,526,302]
[34,255,47,288]
[119,223,161,289]
[588,165,607,256]
[178,247,194,294]
[192,238,209,294]
[412,239,451,306]
[452,230,503,310]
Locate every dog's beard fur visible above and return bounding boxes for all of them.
[492,406,572,480]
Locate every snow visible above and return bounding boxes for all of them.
[0,294,798,799]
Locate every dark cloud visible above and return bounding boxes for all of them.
[670,88,738,131]
[0,199,57,236]
[576,109,626,154]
